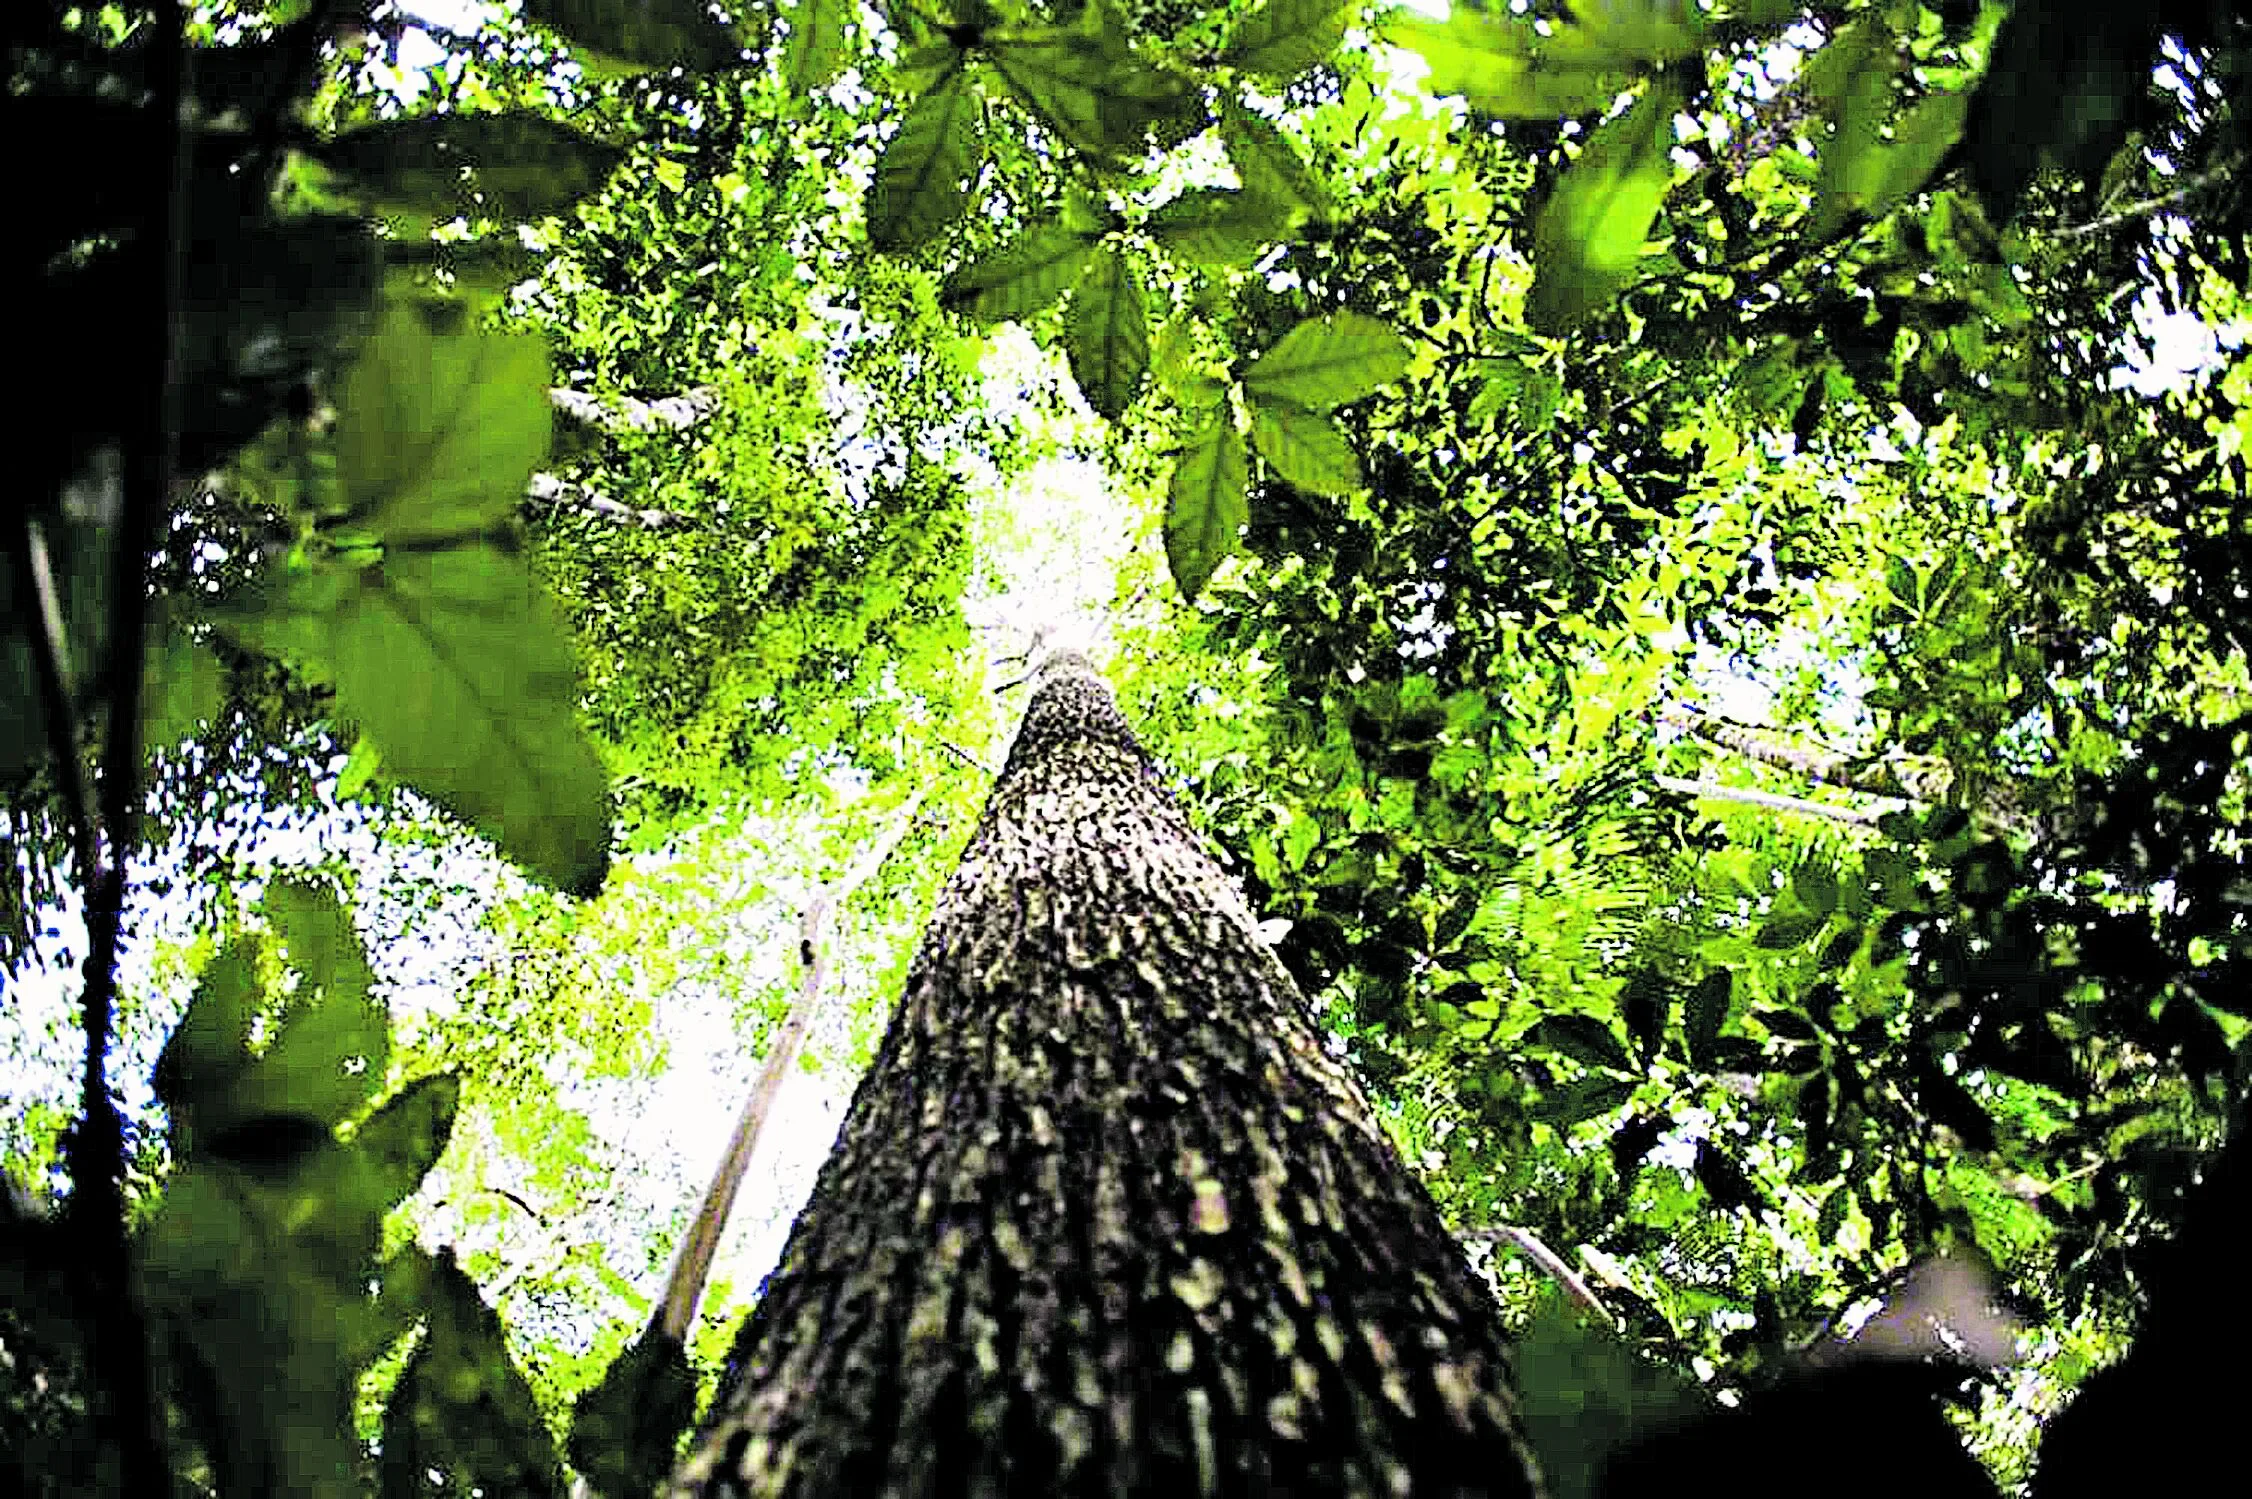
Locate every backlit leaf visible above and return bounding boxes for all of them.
[1146,188,1296,267]
[941,223,1098,324]
[1165,412,1250,601]
[1524,78,1681,333]
[1066,246,1149,421]
[1248,398,1362,495]
[783,0,851,91]
[321,113,626,221]
[868,65,982,253]
[1222,0,1354,82]
[523,0,741,73]
[1242,311,1412,410]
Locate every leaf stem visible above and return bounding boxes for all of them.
[11,516,100,886]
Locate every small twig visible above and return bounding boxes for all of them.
[939,741,993,777]
[1460,1224,1615,1326]
[651,789,930,1340]
[2057,161,2240,239]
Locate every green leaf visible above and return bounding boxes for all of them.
[321,113,626,221]
[1807,20,1898,238]
[783,0,851,91]
[1790,860,1837,916]
[354,1073,461,1209]
[1222,0,1354,82]
[1146,188,1296,267]
[1220,100,1332,218]
[1619,965,1669,1064]
[523,0,741,73]
[1533,1075,1638,1126]
[940,223,1097,324]
[1683,968,1731,1070]
[1524,79,1680,332]
[1066,246,1149,421]
[259,879,387,1130]
[141,628,227,755]
[334,302,552,547]
[1165,411,1250,601]
[378,1250,566,1499]
[1532,1012,1637,1074]
[568,1331,699,1499]
[867,65,983,253]
[221,544,612,897]
[1753,910,1825,949]
[1248,398,1362,495]
[984,26,1205,165]
[1384,8,1636,120]
[1514,1289,1706,1499]
[1242,311,1412,410]
[153,940,262,1134]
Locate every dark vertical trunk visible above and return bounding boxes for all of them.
[673,654,1542,1498]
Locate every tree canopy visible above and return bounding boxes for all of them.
[4,0,2251,1494]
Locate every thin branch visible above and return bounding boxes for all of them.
[70,3,189,1490]
[1654,774,1893,827]
[525,472,689,531]
[12,517,99,886]
[549,385,720,434]
[1459,1225,1615,1327]
[939,740,993,777]
[2057,160,2241,239]
[651,789,930,1341]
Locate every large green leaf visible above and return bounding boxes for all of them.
[1220,99,1331,218]
[1146,188,1296,267]
[1164,411,1250,601]
[320,113,626,221]
[1806,20,1896,239]
[378,1250,566,1499]
[355,1073,461,1208]
[1241,310,1412,411]
[257,879,388,1130]
[222,545,612,897]
[335,303,552,546]
[1523,79,1681,334]
[1531,1012,1637,1074]
[940,222,1098,324]
[783,0,852,91]
[1221,0,1355,81]
[867,64,982,253]
[569,1331,699,1499]
[1386,9,1631,119]
[523,0,741,73]
[1248,398,1362,495]
[983,26,1206,166]
[1066,246,1149,421]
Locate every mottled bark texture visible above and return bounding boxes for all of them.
[671,654,1543,1498]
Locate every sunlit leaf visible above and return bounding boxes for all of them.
[1524,78,1681,333]
[222,544,612,897]
[1222,0,1354,81]
[1146,188,1296,267]
[941,222,1098,324]
[1242,310,1412,410]
[784,0,851,91]
[867,64,983,253]
[984,26,1205,165]
[1220,99,1332,217]
[1248,398,1362,495]
[334,302,552,546]
[1066,246,1149,421]
[1165,411,1249,601]
[321,113,626,221]
[523,0,741,73]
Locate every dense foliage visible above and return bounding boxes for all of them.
[4,0,2251,1494]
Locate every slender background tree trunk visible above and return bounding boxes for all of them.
[673,653,1542,1498]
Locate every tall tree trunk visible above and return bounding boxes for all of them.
[671,654,1542,1498]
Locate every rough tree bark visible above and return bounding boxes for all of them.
[669,653,1542,1498]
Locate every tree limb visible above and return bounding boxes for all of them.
[525,472,689,531]
[1459,1225,1615,1326]
[2057,160,2241,239]
[1654,774,1893,826]
[651,788,930,1341]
